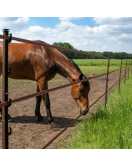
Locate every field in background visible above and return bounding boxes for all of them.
[73,59,127,67]
[73,59,126,75]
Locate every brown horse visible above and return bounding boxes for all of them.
[0,40,93,128]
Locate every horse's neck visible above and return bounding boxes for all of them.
[54,49,79,83]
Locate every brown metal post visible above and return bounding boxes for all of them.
[118,59,122,93]
[2,29,9,149]
[131,60,132,73]
[105,58,110,107]
[124,60,127,84]
[128,60,130,79]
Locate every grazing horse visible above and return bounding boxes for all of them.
[0,40,93,128]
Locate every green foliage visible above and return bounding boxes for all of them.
[53,42,132,59]
[66,75,132,149]
[53,42,76,59]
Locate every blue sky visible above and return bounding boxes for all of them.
[0,0,132,55]
[28,17,97,28]
[0,17,132,53]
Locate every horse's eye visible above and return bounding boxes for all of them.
[79,88,83,93]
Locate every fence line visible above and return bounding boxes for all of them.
[0,34,121,60]
[0,29,131,149]
[0,66,124,109]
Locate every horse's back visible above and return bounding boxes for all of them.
[0,42,36,80]
[0,41,56,81]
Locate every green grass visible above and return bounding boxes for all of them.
[66,74,132,149]
[73,59,127,67]
[79,66,120,75]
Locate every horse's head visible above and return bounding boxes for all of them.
[71,74,93,115]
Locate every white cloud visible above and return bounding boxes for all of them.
[12,18,132,53]
[93,17,132,25]
[90,39,97,45]
[0,17,29,32]
[1,17,132,53]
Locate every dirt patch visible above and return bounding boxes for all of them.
[0,71,125,149]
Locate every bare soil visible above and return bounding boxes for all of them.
[0,71,125,149]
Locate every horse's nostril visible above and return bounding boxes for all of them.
[80,107,89,115]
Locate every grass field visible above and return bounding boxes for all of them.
[74,59,129,75]
[79,66,120,75]
[73,59,128,67]
[65,74,132,149]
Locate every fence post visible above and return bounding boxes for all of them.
[118,59,122,93]
[128,60,130,79]
[124,60,127,84]
[2,29,9,149]
[105,58,110,107]
[131,60,132,74]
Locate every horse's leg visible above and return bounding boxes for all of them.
[35,84,43,121]
[38,78,57,128]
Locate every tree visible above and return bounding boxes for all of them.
[53,42,132,59]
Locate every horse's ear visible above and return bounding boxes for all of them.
[86,74,93,79]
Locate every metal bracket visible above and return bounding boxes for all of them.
[8,33,12,43]
[8,127,11,135]
[8,66,11,75]
[7,98,11,107]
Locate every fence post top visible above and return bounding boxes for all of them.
[3,29,9,32]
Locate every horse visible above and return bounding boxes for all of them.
[0,40,93,128]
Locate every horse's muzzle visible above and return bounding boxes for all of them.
[80,109,88,115]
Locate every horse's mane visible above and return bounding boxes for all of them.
[60,51,89,87]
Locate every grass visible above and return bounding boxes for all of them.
[66,74,132,149]
[79,66,120,75]
[73,59,127,67]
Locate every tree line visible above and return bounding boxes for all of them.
[53,42,132,59]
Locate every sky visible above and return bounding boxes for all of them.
[0,1,132,54]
